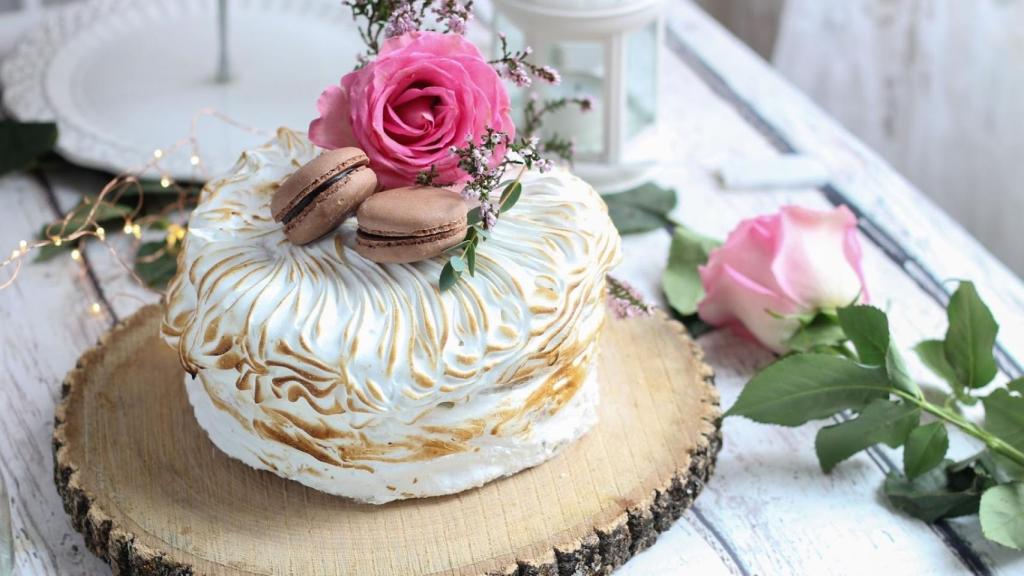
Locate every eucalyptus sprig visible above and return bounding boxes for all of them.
[424,128,549,291]
[439,176,522,291]
[726,282,1024,550]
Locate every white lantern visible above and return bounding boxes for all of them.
[492,0,665,192]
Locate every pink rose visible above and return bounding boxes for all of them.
[698,205,868,353]
[309,31,514,188]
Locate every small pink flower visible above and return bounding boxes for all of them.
[698,205,868,352]
[309,32,515,188]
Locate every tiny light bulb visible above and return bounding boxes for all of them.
[96,227,106,240]
[90,302,102,315]
[190,155,201,166]
[18,240,28,253]
[160,177,172,188]
[10,249,19,259]
[52,236,62,247]
[132,224,142,239]
[153,149,164,159]
[70,249,82,261]
[123,222,134,234]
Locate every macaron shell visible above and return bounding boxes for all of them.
[356,186,468,237]
[354,225,467,264]
[271,147,369,222]
[284,166,377,245]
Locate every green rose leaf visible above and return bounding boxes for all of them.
[903,422,949,479]
[913,339,960,390]
[886,344,921,398]
[134,242,180,289]
[944,281,998,390]
[815,399,919,472]
[602,183,677,235]
[837,305,889,366]
[725,353,891,426]
[0,120,58,176]
[884,462,985,522]
[979,483,1024,550]
[785,313,847,353]
[835,305,920,396]
[466,207,482,226]
[982,389,1024,454]
[662,225,721,317]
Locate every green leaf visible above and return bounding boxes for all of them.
[982,389,1024,454]
[903,422,949,479]
[133,242,179,289]
[499,182,522,213]
[944,281,998,389]
[37,200,132,243]
[914,339,960,389]
[886,345,921,398]
[0,121,58,175]
[725,353,891,426]
[466,207,482,226]
[1008,378,1024,396]
[786,313,847,353]
[466,245,476,275]
[980,483,1024,550]
[32,241,72,263]
[449,255,467,273]
[439,261,458,292]
[661,225,721,316]
[837,305,890,366]
[884,462,985,522]
[815,399,919,472]
[601,183,677,234]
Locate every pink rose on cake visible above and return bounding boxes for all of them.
[309,31,515,188]
[698,205,868,353]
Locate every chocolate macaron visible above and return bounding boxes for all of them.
[271,148,377,245]
[355,186,468,264]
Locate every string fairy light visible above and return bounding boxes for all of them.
[0,109,271,307]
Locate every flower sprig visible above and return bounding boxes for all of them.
[430,130,549,291]
[522,94,594,162]
[343,0,473,63]
[606,276,653,319]
[489,33,560,88]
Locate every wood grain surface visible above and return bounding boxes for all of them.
[53,305,721,576]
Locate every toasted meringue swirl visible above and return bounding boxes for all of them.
[162,129,621,503]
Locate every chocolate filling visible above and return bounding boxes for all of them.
[281,165,360,225]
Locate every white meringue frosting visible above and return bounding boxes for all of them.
[161,129,621,503]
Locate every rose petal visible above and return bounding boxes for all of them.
[771,205,865,309]
[308,84,356,150]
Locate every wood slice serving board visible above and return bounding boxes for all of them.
[54,304,721,576]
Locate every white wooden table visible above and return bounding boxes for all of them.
[2,1,1023,574]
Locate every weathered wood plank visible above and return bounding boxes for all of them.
[0,173,111,575]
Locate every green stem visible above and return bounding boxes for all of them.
[895,390,1024,469]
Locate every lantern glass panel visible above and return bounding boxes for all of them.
[626,21,657,141]
[542,41,605,159]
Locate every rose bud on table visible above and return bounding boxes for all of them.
[697,205,868,353]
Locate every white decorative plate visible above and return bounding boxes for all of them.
[1,0,362,179]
